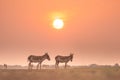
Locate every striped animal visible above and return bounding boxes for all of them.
[28,53,50,69]
[55,54,73,68]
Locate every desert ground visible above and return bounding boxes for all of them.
[0,67,120,80]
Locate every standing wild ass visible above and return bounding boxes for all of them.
[55,54,73,68]
[28,53,50,69]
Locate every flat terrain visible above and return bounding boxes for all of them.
[0,67,120,80]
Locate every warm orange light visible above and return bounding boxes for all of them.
[53,18,64,29]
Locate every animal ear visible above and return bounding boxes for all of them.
[45,53,48,55]
[70,53,73,55]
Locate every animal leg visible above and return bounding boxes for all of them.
[31,64,33,70]
[55,62,57,69]
[65,63,67,69]
[28,62,31,70]
[37,63,40,70]
[56,61,59,69]
[40,63,41,70]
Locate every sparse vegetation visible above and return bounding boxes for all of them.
[0,67,120,80]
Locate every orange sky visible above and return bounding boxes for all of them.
[0,0,120,66]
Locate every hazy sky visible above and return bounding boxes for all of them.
[0,0,120,66]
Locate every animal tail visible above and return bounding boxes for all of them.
[27,57,30,62]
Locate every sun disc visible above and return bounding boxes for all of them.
[53,19,64,29]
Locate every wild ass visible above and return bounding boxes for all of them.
[4,64,7,69]
[55,54,73,68]
[28,53,50,69]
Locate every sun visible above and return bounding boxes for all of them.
[53,18,64,29]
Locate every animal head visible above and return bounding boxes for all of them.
[70,53,73,62]
[45,53,50,61]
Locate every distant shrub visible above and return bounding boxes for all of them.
[114,63,119,67]
[89,64,98,67]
